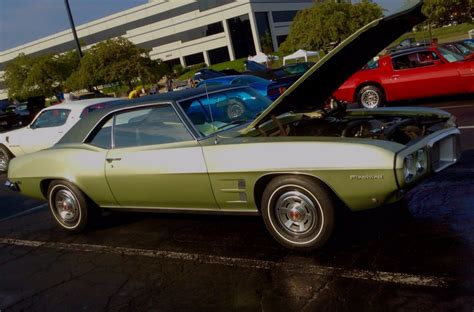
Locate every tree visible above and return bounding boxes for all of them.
[260,30,274,55]
[279,0,383,54]
[3,53,34,100]
[66,37,166,91]
[3,51,80,101]
[422,0,473,26]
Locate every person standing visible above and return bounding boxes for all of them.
[63,89,74,102]
[166,76,173,92]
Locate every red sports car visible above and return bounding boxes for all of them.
[333,46,474,108]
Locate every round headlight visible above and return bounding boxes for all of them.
[415,149,427,174]
[403,154,416,183]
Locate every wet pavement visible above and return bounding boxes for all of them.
[0,97,473,311]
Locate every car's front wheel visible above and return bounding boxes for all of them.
[47,180,94,233]
[357,85,384,109]
[0,145,12,172]
[261,176,335,251]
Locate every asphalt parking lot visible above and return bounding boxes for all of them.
[0,96,473,311]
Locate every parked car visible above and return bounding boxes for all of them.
[280,62,315,75]
[0,103,33,131]
[0,111,21,131]
[0,98,119,172]
[193,68,226,81]
[196,74,292,101]
[441,39,474,59]
[334,46,474,108]
[387,37,431,53]
[5,1,460,251]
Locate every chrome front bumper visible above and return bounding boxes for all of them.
[4,180,20,192]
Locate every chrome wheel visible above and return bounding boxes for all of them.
[53,189,80,227]
[262,176,335,250]
[0,147,10,172]
[361,89,380,109]
[276,190,317,236]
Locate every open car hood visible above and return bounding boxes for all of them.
[243,0,426,133]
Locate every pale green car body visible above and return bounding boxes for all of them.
[7,104,459,213]
[4,0,462,249]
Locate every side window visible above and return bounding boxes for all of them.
[31,109,71,128]
[89,117,113,149]
[417,51,438,66]
[113,105,193,148]
[392,55,411,70]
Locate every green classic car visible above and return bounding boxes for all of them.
[5,1,461,250]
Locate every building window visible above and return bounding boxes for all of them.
[139,22,224,49]
[226,14,256,59]
[208,47,230,65]
[276,35,288,47]
[181,22,224,43]
[272,11,298,23]
[255,12,273,52]
[184,53,205,66]
[163,58,182,70]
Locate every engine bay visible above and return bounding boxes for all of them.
[257,103,451,146]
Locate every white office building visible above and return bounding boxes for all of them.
[0,0,313,100]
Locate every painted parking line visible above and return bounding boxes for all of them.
[0,237,450,288]
[459,125,474,130]
[0,204,47,223]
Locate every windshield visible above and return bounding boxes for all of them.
[438,46,465,62]
[178,88,272,136]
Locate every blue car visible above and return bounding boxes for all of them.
[196,74,292,101]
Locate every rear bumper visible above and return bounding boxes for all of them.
[4,179,20,192]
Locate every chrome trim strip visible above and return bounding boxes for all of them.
[101,206,259,215]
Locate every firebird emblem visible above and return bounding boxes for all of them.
[350,175,384,180]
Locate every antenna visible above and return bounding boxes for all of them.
[203,83,218,144]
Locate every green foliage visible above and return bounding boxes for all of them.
[422,0,473,26]
[66,37,166,90]
[279,0,383,54]
[390,22,474,47]
[172,64,184,77]
[3,53,34,100]
[3,51,80,100]
[260,30,274,54]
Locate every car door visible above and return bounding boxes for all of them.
[384,51,462,100]
[103,104,218,210]
[20,108,72,154]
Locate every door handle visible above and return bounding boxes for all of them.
[391,75,400,79]
[106,157,122,163]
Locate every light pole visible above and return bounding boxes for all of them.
[64,0,83,58]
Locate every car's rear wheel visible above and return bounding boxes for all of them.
[47,180,94,233]
[357,85,384,109]
[261,176,335,250]
[0,145,13,172]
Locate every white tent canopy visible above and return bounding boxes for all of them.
[248,52,279,64]
[283,49,320,65]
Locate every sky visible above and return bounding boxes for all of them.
[0,0,404,52]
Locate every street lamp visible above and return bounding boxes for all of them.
[64,0,83,58]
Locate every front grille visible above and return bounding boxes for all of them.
[429,133,461,173]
